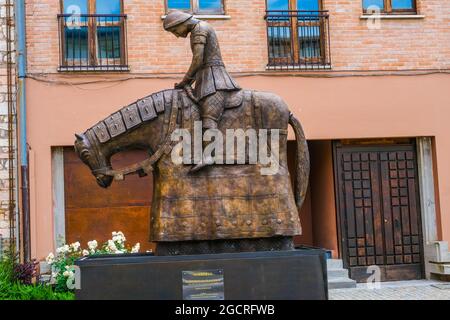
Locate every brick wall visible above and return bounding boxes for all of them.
[25,0,450,74]
[0,0,15,254]
[327,0,450,70]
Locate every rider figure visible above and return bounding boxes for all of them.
[163,10,241,172]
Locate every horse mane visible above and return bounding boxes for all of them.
[87,89,179,144]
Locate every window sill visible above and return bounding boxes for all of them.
[266,64,332,71]
[360,14,425,20]
[58,66,130,72]
[161,14,231,20]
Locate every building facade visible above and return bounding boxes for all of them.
[23,0,450,281]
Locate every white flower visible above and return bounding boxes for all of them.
[46,253,55,265]
[112,231,126,243]
[82,249,90,256]
[51,271,59,278]
[107,240,117,252]
[114,250,124,254]
[70,242,81,252]
[63,266,75,278]
[87,240,98,250]
[56,244,70,254]
[131,243,140,253]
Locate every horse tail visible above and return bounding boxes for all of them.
[288,112,310,209]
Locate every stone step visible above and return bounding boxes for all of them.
[326,259,357,289]
[443,264,450,274]
[327,259,343,269]
[431,272,450,282]
[429,260,450,275]
[328,277,357,289]
[327,268,349,279]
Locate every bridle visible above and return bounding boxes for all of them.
[91,90,182,181]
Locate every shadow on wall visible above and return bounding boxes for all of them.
[289,140,339,258]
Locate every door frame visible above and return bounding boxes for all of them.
[332,139,426,281]
[52,147,67,249]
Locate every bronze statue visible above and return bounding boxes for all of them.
[74,14,310,256]
[164,10,241,172]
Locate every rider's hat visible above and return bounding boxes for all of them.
[163,10,193,31]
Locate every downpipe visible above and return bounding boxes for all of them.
[15,0,30,262]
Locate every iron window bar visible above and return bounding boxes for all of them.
[265,10,331,71]
[57,14,129,72]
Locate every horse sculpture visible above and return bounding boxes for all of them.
[74,88,309,255]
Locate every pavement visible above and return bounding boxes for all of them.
[329,280,450,300]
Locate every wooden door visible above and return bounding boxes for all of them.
[63,147,155,252]
[334,142,424,282]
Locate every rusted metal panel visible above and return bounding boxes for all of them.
[137,96,157,121]
[64,148,154,252]
[163,90,173,107]
[104,113,126,138]
[121,104,141,130]
[152,92,165,113]
[92,122,110,143]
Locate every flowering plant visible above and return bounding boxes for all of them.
[46,231,140,292]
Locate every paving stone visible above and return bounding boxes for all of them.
[329,280,450,300]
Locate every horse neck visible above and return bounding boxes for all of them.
[94,112,167,159]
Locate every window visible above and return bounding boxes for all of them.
[167,0,225,14]
[363,0,417,14]
[267,0,320,11]
[266,0,331,69]
[58,0,128,71]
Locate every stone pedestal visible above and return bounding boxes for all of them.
[75,249,328,300]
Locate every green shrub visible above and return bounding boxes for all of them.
[0,252,14,284]
[0,251,74,300]
[0,281,75,300]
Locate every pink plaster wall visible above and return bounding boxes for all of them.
[26,73,450,258]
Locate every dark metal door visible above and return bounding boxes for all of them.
[64,147,154,252]
[334,142,424,282]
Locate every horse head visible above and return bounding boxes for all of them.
[74,133,114,189]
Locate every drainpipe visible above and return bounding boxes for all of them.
[15,0,30,262]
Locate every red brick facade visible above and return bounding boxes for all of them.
[25,0,450,75]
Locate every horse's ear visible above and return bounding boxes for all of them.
[75,133,83,141]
